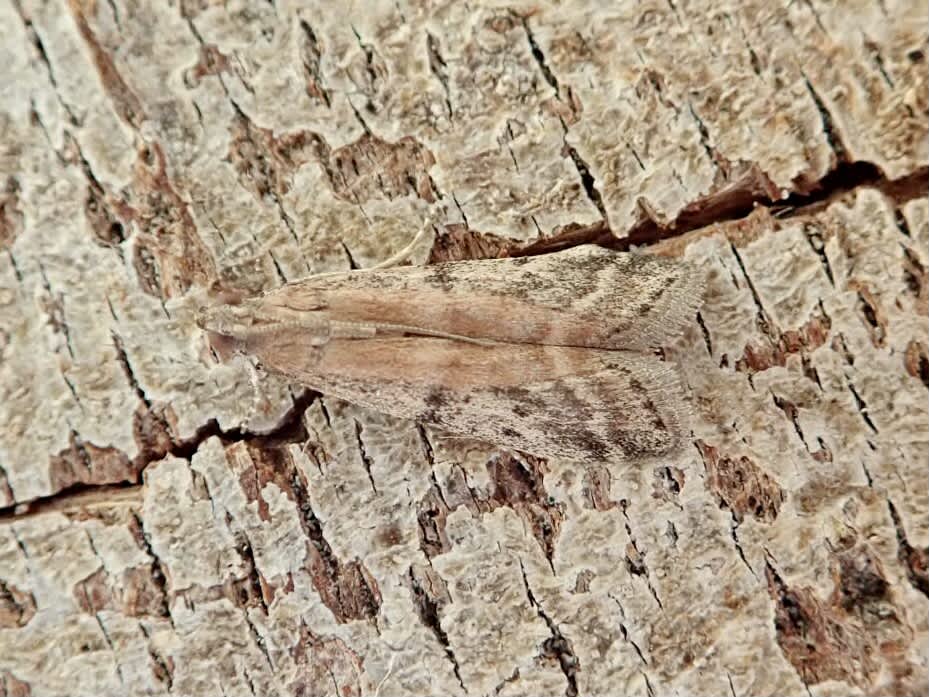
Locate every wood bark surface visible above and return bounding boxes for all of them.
[0,1,926,695]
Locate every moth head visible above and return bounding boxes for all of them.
[195,303,264,362]
[195,304,256,337]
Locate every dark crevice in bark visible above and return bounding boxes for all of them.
[36,262,76,359]
[607,596,648,666]
[289,466,382,622]
[170,389,317,461]
[513,162,927,258]
[563,142,609,221]
[688,102,726,170]
[623,624,648,665]
[234,531,270,616]
[111,331,151,407]
[728,242,777,341]
[618,501,665,610]
[804,223,835,286]
[242,667,258,697]
[416,425,436,467]
[730,519,758,579]
[245,611,274,671]
[92,611,126,685]
[12,1,80,125]
[771,393,809,451]
[802,73,847,162]
[129,511,172,623]
[426,33,453,117]
[727,672,739,697]
[887,500,929,597]
[518,560,579,697]
[341,241,360,270]
[0,390,319,517]
[696,312,714,357]
[643,671,656,697]
[299,20,331,108]
[6,249,24,283]
[517,13,607,226]
[846,383,879,434]
[139,623,174,690]
[352,419,378,494]
[407,568,465,691]
[521,17,560,94]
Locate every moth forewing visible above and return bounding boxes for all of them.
[235,332,689,464]
[250,245,705,350]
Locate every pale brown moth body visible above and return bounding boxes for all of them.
[198,245,705,463]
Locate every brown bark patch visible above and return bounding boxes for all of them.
[48,432,138,493]
[183,44,231,87]
[736,307,832,373]
[581,465,616,511]
[132,406,174,466]
[84,176,126,249]
[901,244,927,314]
[289,622,363,697]
[129,143,216,297]
[298,21,330,107]
[0,671,31,697]
[226,443,299,522]
[120,566,171,618]
[627,164,782,247]
[849,282,888,348]
[487,453,564,567]
[416,453,564,566]
[77,138,216,300]
[416,483,451,558]
[651,465,685,505]
[767,539,918,692]
[226,442,382,621]
[428,223,512,263]
[0,177,23,249]
[889,501,929,598]
[74,565,168,618]
[228,116,437,205]
[327,133,437,203]
[904,340,929,389]
[696,441,785,522]
[0,581,36,628]
[767,563,878,689]
[227,114,316,199]
[74,567,111,614]
[66,0,145,128]
[0,469,12,508]
[30,404,168,506]
[572,569,595,594]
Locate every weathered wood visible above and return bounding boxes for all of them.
[0,1,926,695]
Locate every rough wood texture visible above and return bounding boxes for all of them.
[0,1,926,696]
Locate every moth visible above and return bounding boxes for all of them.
[197,245,705,463]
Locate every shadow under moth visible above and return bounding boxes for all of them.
[198,245,705,464]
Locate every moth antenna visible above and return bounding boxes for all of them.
[367,222,435,271]
[372,651,397,697]
[308,223,435,280]
[369,322,494,346]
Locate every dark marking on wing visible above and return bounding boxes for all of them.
[628,377,669,431]
[637,281,669,317]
